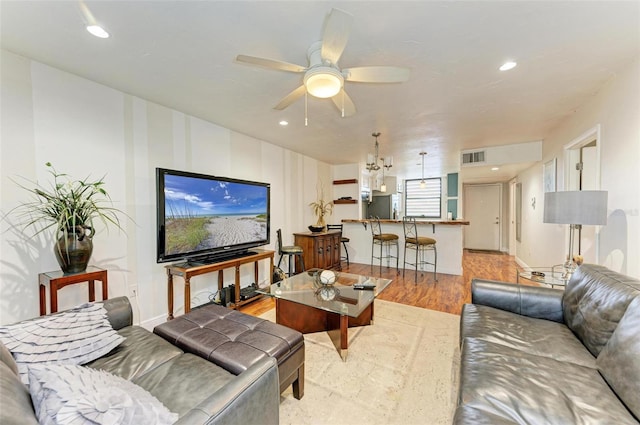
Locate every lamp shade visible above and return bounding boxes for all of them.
[543,190,608,225]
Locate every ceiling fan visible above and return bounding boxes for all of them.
[235,8,410,117]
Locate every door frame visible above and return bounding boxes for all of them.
[509,178,517,255]
[563,124,602,261]
[563,124,601,191]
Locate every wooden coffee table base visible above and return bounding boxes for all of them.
[275,298,374,361]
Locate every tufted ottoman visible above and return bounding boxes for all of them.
[154,303,304,399]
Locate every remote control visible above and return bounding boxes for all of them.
[353,282,376,290]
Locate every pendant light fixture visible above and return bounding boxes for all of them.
[366,132,382,172]
[419,152,427,189]
[380,157,393,192]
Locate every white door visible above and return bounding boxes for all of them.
[464,184,501,250]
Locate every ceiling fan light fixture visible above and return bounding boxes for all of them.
[304,67,343,98]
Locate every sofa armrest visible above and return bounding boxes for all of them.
[471,279,564,323]
[174,356,279,425]
[101,296,133,331]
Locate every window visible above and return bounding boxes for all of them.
[404,178,441,218]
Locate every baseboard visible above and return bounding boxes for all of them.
[515,256,530,270]
[140,314,166,331]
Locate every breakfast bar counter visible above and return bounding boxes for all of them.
[339,219,470,276]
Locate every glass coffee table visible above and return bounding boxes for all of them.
[517,265,569,289]
[258,269,392,361]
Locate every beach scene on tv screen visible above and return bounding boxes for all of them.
[164,174,268,256]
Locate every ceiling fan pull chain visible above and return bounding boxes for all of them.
[305,91,308,126]
[341,90,345,118]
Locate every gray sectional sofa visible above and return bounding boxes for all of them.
[0,296,279,425]
[455,263,640,424]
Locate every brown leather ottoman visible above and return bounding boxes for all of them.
[154,303,304,399]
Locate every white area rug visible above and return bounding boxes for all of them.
[260,299,461,425]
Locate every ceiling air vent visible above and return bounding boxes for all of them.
[461,151,485,165]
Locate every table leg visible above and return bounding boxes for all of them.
[50,282,58,314]
[88,279,96,302]
[234,266,240,308]
[39,284,46,316]
[102,272,108,300]
[327,315,349,361]
[184,277,191,314]
[167,270,174,320]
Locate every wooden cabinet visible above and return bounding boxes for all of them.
[293,230,342,271]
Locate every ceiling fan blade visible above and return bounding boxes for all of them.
[343,66,410,83]
[274,85,307,110]
[321,8,353,64]
[331,89,356,117]
[236,55,306,73]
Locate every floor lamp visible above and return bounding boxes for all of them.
[543,190,608,279]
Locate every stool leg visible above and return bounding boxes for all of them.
[415,246,419,283]
[433,245,438,281]
[342,241,349,266]
[395,240,399,273]
[278,255,284,269]
[288,254,293,277]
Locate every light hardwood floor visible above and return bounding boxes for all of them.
[239,249,523,317]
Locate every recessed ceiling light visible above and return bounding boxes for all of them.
[491,167,499,171]
[86,25,109,39]
[279,120,288,126]
[499,61,517,71]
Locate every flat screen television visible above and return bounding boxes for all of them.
[156,168,270,264]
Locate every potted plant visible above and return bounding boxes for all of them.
[308,182,333,232]
[11,162,125,274]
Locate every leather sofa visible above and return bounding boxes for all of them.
[455,264,640,424]
[0,296,279,425]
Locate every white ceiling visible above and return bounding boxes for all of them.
[2,1,639,183]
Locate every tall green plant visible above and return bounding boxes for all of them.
[11,162,125,240]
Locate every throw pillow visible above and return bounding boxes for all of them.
[29,364,178,425]
[0,303,124,385]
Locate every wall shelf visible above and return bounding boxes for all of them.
[333,179,358,185]
[333,199,357,204]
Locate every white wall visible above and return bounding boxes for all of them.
[0,50,331,325]
[515,57,640,278]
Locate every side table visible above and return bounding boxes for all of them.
[517,265,568,289]
[38,266,108,315]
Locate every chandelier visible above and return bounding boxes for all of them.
[366,132,393,173]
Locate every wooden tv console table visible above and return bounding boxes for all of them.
[165,249,274,320]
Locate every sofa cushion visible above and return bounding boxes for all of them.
[563,264,640,357]
[0,303,124,384]
[597,296,640,420]
[133,353,235,417]
[28,364,177,425]
[461,304,596,368]
[85,326,182,381]
[456,338,638,425]
[0,360,38,425]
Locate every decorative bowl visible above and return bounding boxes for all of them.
[308,225,324,233]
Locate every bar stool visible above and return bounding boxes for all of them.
[402,217,437,282]
[326,224,350,266]
[370,217,399,274]
[276,229,305,276]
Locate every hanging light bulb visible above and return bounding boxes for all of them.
[419,152,427,188]
[380,160,387,192]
